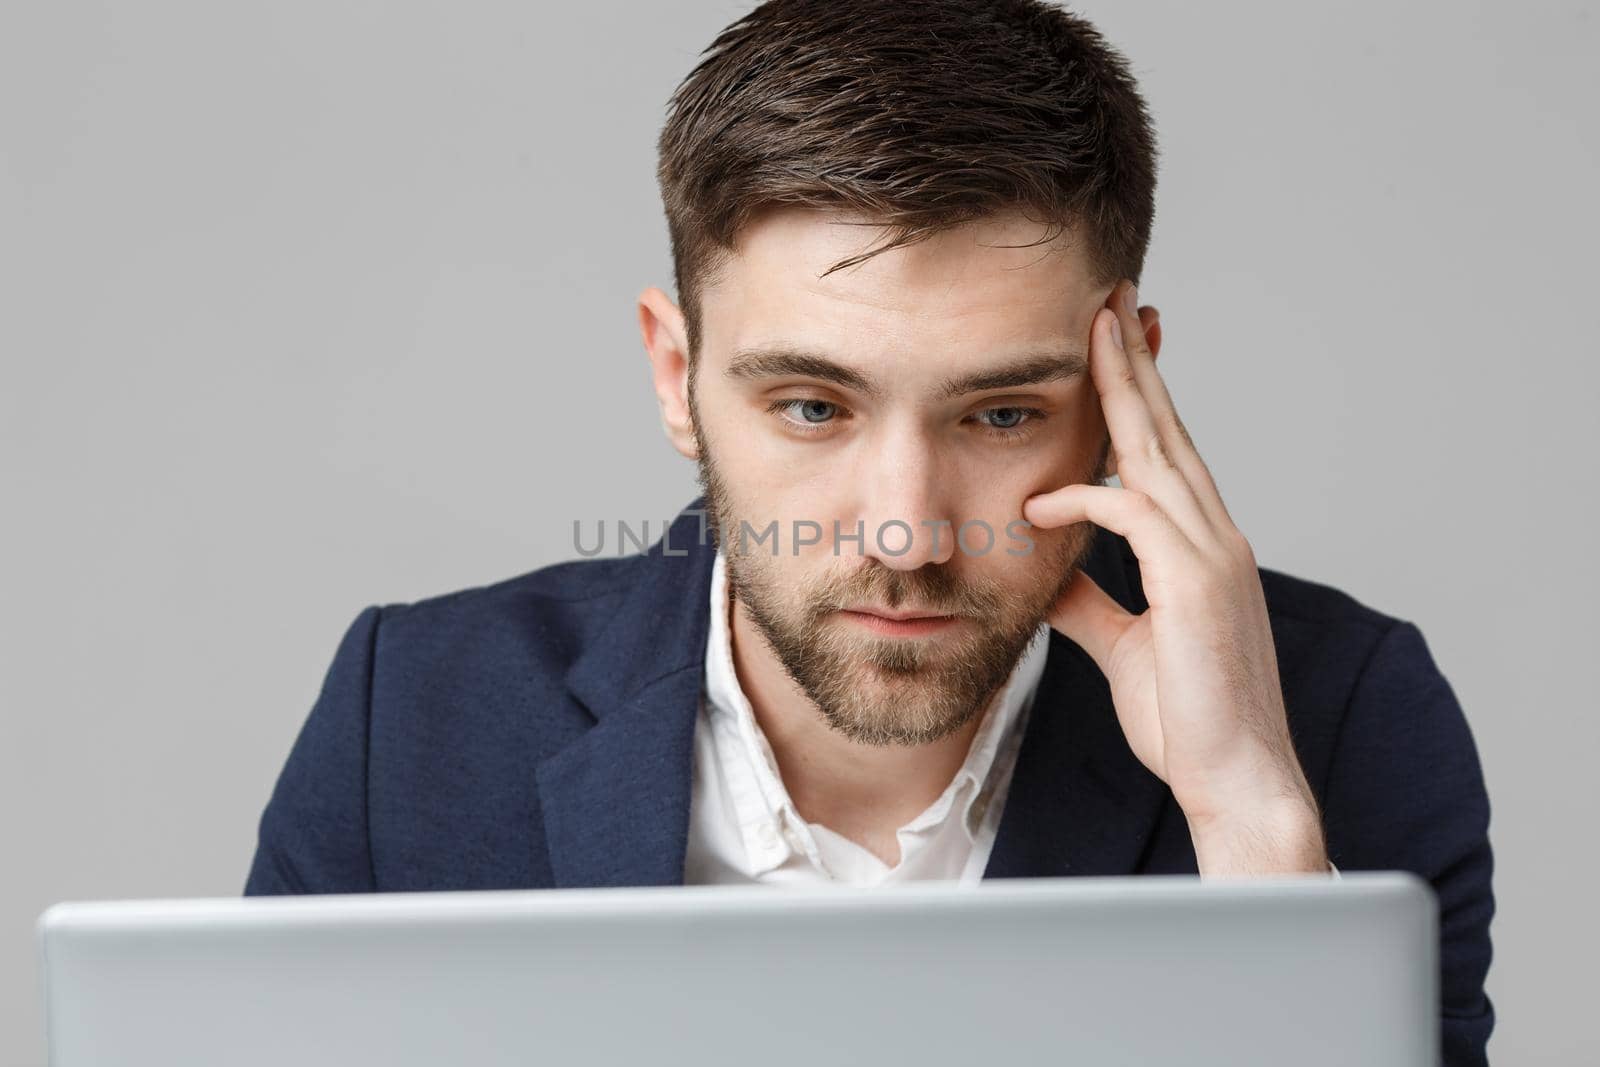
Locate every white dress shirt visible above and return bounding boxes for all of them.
[682,549,1339,885]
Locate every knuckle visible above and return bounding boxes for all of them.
[1208,530,1256,578]
[1233,532,1259,569]
[1142,431,1175,470]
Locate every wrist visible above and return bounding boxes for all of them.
[1187,797,1328,877]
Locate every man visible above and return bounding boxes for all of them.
[244,1,1495,1063]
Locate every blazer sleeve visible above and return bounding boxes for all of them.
[243,606,383,896]
[1321,620,1496,1067]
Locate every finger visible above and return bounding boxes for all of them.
[1111,282,1234,531]
[1097,305,1160,481]
[1090,302,1213,542]
[1044,565,1133,671]
[1023,481,1201,573]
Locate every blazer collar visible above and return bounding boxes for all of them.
[536,496,1170,888]
[536,498,716,888]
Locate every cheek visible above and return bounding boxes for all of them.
[1024,399,1107,500]
[946,446,1091,531]
[950,472,1094,573]
[962,521,1087,607]
[698,395,800,504]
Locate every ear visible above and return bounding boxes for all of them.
[1102,304,1162,481]
[1141,303,1162,361]
[637,286,699,461]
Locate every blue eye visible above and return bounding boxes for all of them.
[767,398,843,433]
[794,399,837,423]
[979,407,1027,429]
[969,405,1048,441]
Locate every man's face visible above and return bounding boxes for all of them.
[689,206,1112,748]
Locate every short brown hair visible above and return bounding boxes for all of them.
[654,0,1160,361]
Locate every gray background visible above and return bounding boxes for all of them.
[2,1,1594,1063]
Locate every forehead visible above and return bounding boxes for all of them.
[699,206,1103,364]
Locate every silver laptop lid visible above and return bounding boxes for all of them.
[38,872,1436,1067]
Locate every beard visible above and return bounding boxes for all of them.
[692,409,1108,748]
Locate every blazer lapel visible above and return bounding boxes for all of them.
[535,498,716,889]
[983,525,1174,879]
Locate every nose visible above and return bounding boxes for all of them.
[852,420,958,572]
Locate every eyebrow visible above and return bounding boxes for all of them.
[723,345,1088,401]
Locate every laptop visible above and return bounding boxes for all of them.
[37,872,1436,1066]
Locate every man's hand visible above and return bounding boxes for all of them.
[1022,279,1328,878]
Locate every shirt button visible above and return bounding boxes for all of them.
[758,823,780,850]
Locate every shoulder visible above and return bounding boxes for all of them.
[1248,560,1483,817]
[343,552,660,733]
[1256,562,1403,666]
[387,551,648,617]
[1241,562,1447,782]
[1252,561,1466,734]
[372,554,645,659]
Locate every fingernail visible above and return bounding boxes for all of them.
[1110,315,1123,349]
[1123,284,1138,315]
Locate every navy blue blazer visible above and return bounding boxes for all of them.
[245,496,1495,1065]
